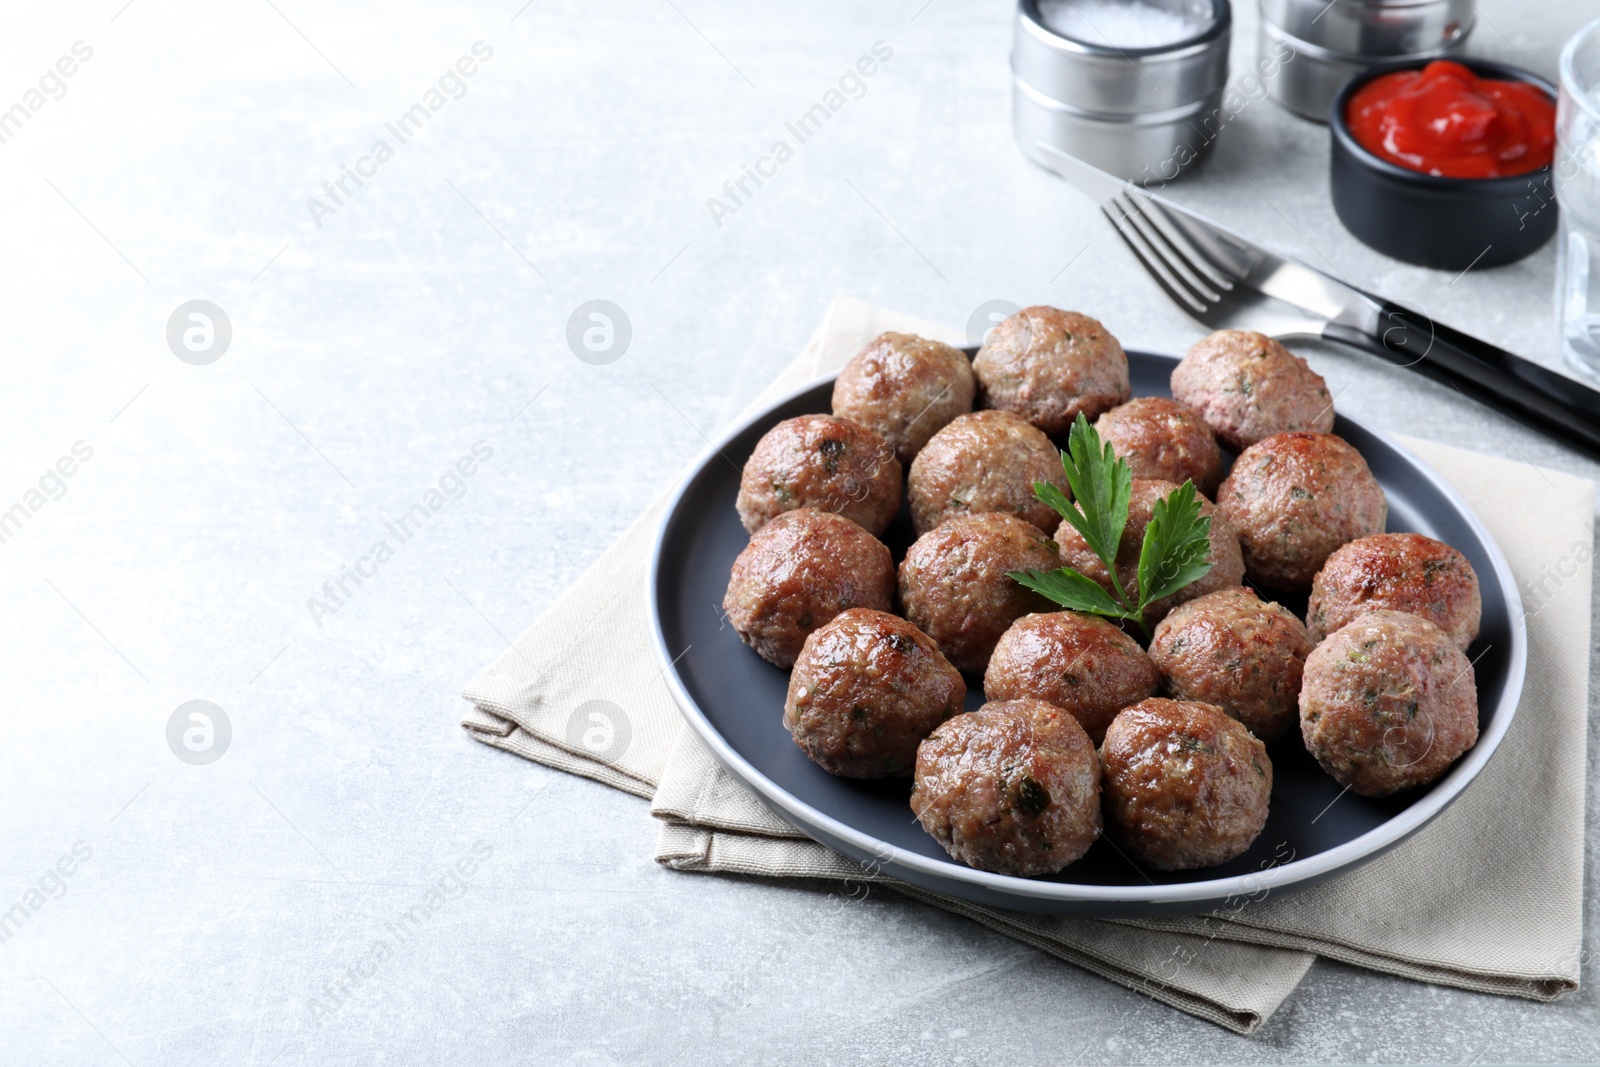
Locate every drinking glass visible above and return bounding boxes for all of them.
[1557,18,1600,377]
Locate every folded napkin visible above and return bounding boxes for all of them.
[463,297,1591,1034]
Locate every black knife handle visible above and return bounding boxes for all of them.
[1323,303,1600,459]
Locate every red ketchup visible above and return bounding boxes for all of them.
[1345,60,1555,179]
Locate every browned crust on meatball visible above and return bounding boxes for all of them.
[832,332,976,465]
[973,307,1131,434]
[911,698,1102,876]
[736,414,902,536]
[723,509,895,669]
[1171,330,1335,451]
[1307,533,1482,650]
[1100,698,1273,871]
[898,513,1061,674]
[1094,397,1223,495]
[1055,479,1245,627]
[984,612,1158,745]
[1299,610,1479,796]
[784,609,964,778]
[1216,432,1387,592]
[1148,587,1311,742]
[907,410,1067,536]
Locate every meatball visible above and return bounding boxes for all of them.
[1299,610,1479,796]
[736,414,902,536]
[1094,397,1223,495]
[907,410,1067,536]
[973,307,1131,433]
[898,513,1060,674]
[723,509,895,669]
[984,612,1158,744]
[1148,587,1311,742]
[1055,479,1245,627]
[832,332,976,464]
[1216,432,1387,592]
[1100,698,1273,871]
[911,698,1102,876]
[1170,329,1336,451]
[1307,533,1481,650]
[784,609,964,778]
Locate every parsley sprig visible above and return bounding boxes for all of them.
[1008,413,1213,639]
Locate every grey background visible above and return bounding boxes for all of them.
[0,0,1595,1064]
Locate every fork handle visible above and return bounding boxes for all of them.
[1323,303,1600,459]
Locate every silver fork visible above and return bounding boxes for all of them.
[1098,185,1376,342]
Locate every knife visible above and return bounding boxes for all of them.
[1037,143,1600,459]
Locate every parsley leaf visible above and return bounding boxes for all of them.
[1010,413,1214,638]
[1137,480,1214,607]
[1053,413,1131,569]
[1008,567,1126,618]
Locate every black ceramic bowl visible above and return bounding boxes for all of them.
[1329,58,1558,271]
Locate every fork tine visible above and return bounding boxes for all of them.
[1113,192,1224,304]
[1126,190,1246,287]
[1102,199,1211,316]
[1101,199,1212,318]
[1118,191,1235,295]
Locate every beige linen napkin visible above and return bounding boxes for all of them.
[1122,439,1592,999]
[463,297,1590,1033]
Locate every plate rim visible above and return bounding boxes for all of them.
[647,355,1528,907]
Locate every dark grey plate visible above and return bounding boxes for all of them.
[648,350,1525,917]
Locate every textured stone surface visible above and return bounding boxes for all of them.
[0,0,1595,1063]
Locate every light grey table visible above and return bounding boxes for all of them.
[1,1,1594,1063]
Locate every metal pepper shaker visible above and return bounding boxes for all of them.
[1260,0,1475,122]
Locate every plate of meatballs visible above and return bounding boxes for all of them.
[650,308,1525,916]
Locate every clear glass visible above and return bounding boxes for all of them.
[1557,18,1600,377]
